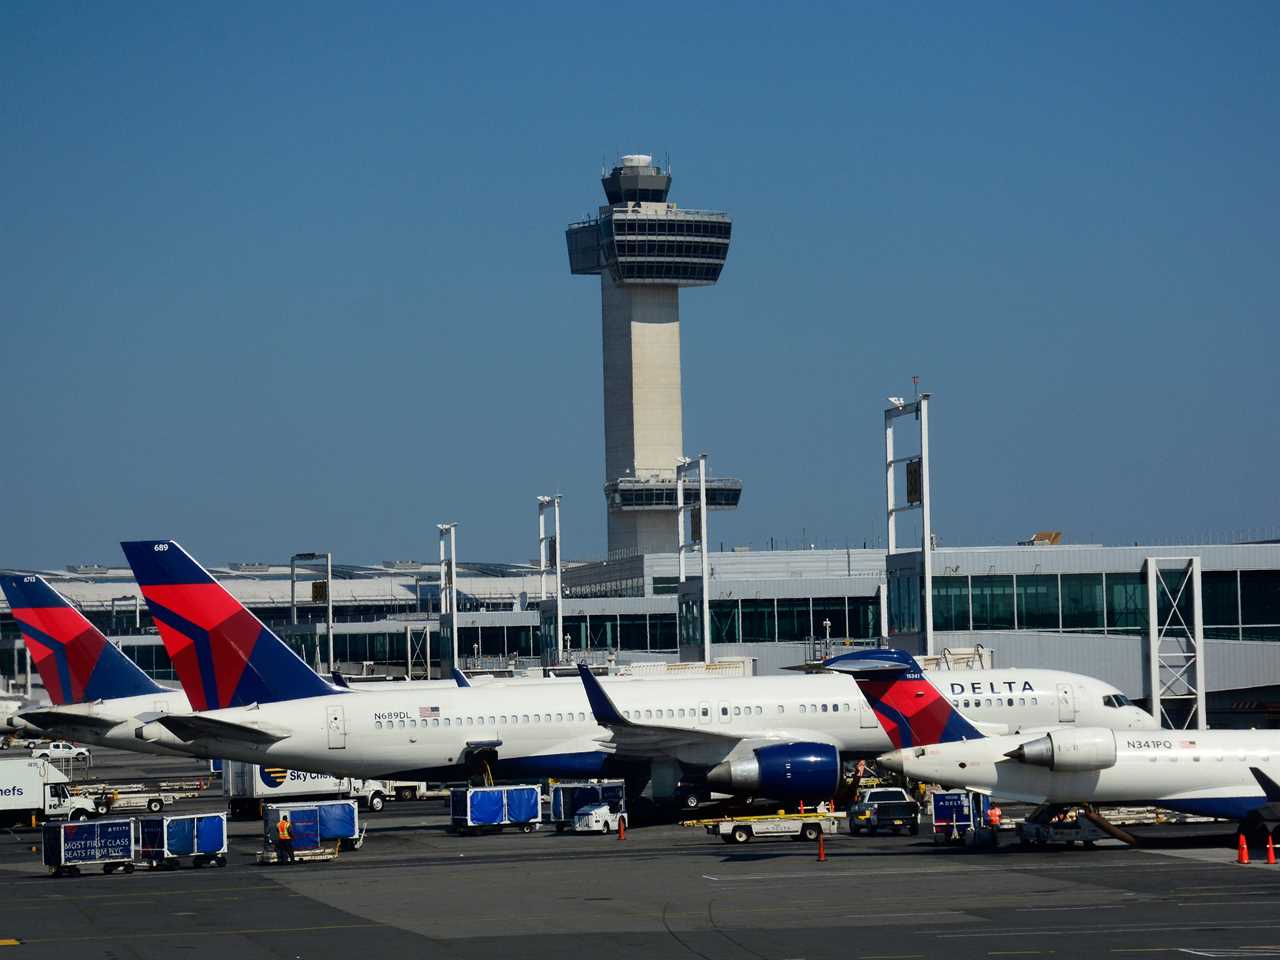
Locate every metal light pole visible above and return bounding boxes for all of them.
[538,496,565,664]
[697,454,711,663]
[437,523,459,667]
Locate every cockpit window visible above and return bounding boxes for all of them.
[1103,694,1133,708]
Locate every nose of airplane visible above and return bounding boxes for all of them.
[877,750,905,773]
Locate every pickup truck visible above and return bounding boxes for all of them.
[849,787,921,836]
[32,742,91,763]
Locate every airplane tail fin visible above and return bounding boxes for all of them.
[824,647,984,748]
[1251,767,1280,803]
[0,575,164,704]
[120,540,338,710]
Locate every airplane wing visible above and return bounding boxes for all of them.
[575,663,830,756]
[157,713,289,744]
[18,709,121,731]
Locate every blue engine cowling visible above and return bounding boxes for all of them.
[705,742,840,801]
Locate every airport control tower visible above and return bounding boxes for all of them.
[567,154,742,557]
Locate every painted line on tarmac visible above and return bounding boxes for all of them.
[16,921,382,945]
[937,920,1280,940]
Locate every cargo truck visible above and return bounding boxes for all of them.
[0,758,101,825]
[223,761,389,819]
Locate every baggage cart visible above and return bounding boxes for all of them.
[138,812,228,869]
[685,812,843,844]
[42,818,136,877]
[450,785,541,834]
[930,790,989,844]
[258,799,363,864]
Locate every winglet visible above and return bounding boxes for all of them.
[451,668,471,689]
[823,647,921,676]
[576,663,629,727]
[1251,767,1280,803]
[330,671,350,689]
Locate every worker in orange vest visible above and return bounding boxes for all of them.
[276,813,295,865]
[987,803,1003,848]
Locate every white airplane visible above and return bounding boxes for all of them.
[120,539,1157,806]
[864,651,1280,842]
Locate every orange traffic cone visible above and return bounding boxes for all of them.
[617,818,625,841]
[817,832,827,862]
[1238,833,1251,865]
[1267,834,1276,865]
[799,800,806,815]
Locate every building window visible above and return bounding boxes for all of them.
[1241,571,1280,628]
[1061,574,1104,630]
[710,601,740,644]
[740,599,776,642]
[1106,573,1147,633]
[1203,571,1240,628]
[776,599,811,642]
[932,576,970,631]
[1016,575,1059,630]
[971,576,1014,630]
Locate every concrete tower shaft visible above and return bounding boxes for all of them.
[566,154,741,558]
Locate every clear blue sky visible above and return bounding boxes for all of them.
[3,2,1277,569]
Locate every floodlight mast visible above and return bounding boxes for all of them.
[290,551,333,673]
[437,523,459,668]
[884,391,934,656]
[537,496,565,663]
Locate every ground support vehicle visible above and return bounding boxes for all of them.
[450,785,541,834]
[849,787,921,835]
[32,741,90,763]
[224,761,389,819]
[0,758,100,824]
[138,813,228,869]
[571,800,627,835]
[930,790,991,844]
[102,790,179,814]
[386,780,443,802]
[686,812,843,845]
[43,818,136,877]
[257,799,363,864]
[549,779,626,833]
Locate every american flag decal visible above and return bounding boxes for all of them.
[419,706,440,718]
[1179,740,1197,748]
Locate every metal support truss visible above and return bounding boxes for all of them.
[1145,556,1207,730]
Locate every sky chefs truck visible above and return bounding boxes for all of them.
[224,761,389,819]
[0,758,100,824]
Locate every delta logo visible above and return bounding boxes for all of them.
[258,766,290,789]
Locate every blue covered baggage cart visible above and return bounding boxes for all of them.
[258,799,362,864]
[43,818,136,877]
[138,813,228,869]
[450,785,541,834]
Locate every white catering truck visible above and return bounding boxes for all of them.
[0,758,100,824]
[223,761,390,819]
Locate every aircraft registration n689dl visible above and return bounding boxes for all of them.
[120,540,1157,805]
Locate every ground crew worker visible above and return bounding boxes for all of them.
[987,803,1003,848]
[276,813,295,865]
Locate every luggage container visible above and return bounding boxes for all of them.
[138,813,228,869]
[42,818,136,877]
[258,799,363,864]
[450,785,541,834]
[930,790,989,844]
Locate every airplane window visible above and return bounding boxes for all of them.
[465,718,473,726]
[778,705,785,713]
[432,719,439,727]
[702,707,710,717]
[488,716,495,725]
[533,714,540,724]
[951,700,959,708]
[678,708,685,718]
[799,704,807,714]
[963,700,970,708]
[1031,697,1038,705]
[545,714,552,723]
[444,718,451,727]
[645,710,653,719]
[579,712,586,722]
[398,720,406,728]
[842,703,850,712]
[755,706,763,716]
[720,706,728,717]
[831,704,839,712]
[1018,698,1025,706]
[410,719,417,728]
[810,704,818,713]
[733,706,741,716]
[556,713,563,722]
[521,714,529,723]
[984,699,992,708]
[375,721,382,730]
[821,704,828,713]
[667,709,675,719]
[1007,699,1014,707]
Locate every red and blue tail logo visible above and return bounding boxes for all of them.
[119,540,338,710]
[825,648,984,748]
[0,575,164,705]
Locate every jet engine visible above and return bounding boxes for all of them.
[1005,728,1117,772]
[705,742,840,800]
